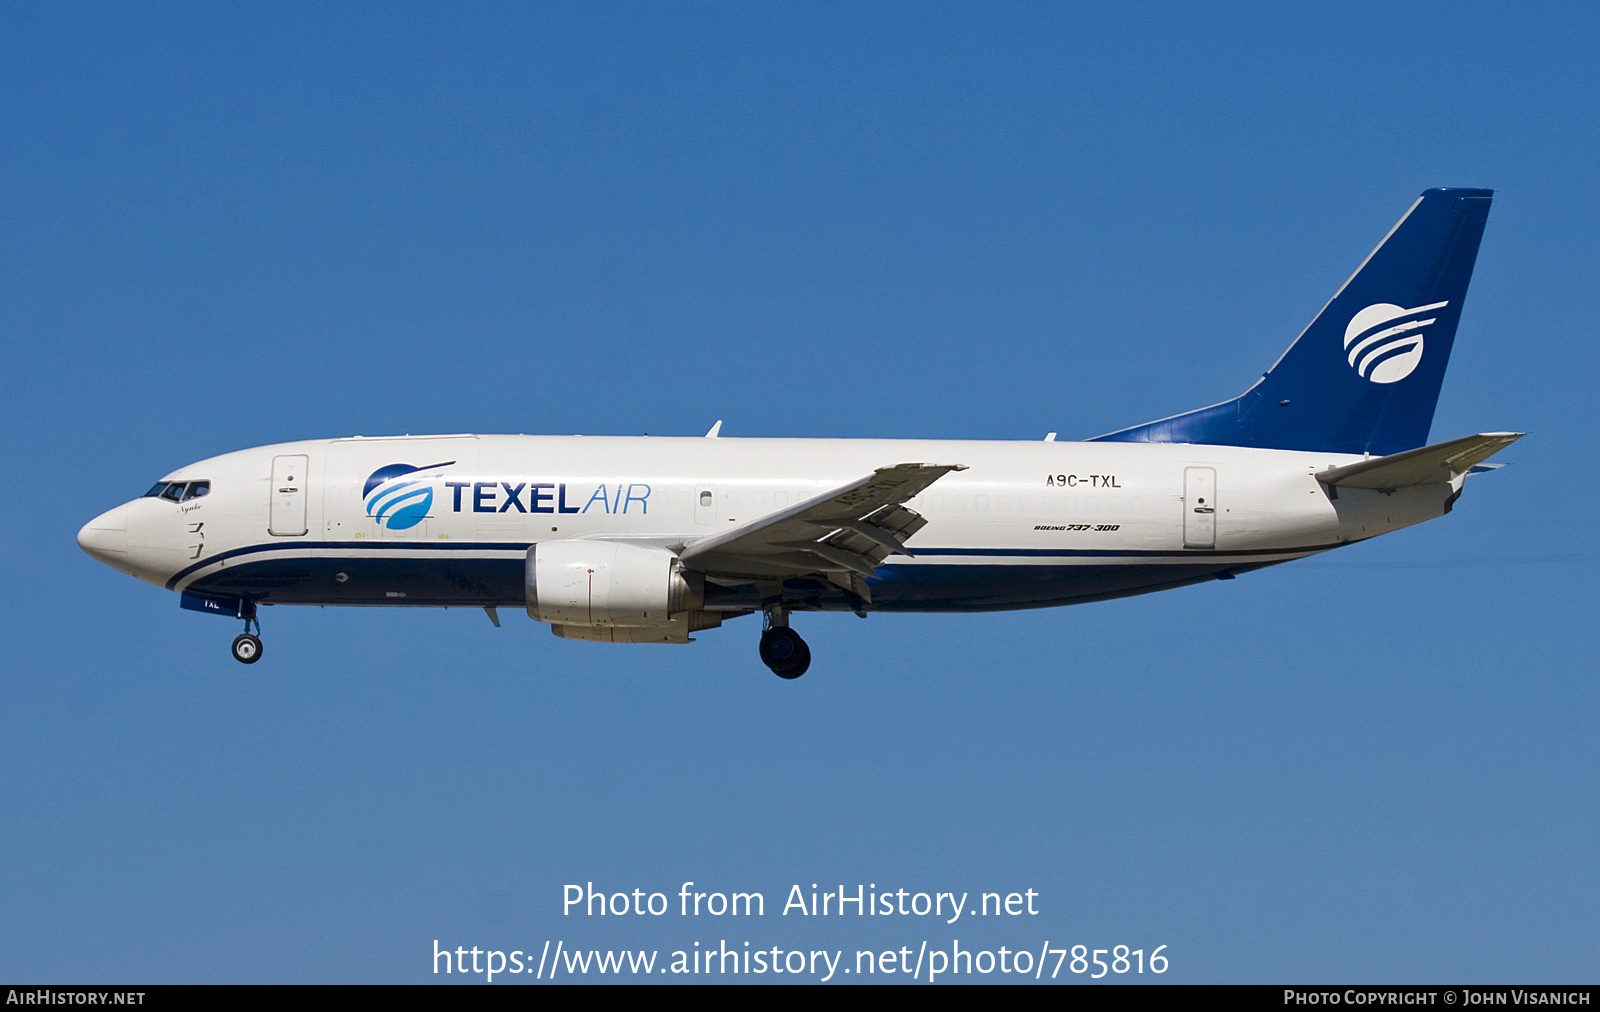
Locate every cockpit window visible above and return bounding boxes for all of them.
[145,480,210,502]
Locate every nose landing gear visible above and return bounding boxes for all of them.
[232,633,263,664]
[231,602,263,664]
[759,607,810,679]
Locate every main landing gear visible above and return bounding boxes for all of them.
[759,607,810,679]
[231,603,263,664]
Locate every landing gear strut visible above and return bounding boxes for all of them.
[759,607,810,679]
[231,601,263,664]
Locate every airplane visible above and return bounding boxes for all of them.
[78,187,1518,678]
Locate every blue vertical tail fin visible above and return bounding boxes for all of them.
[1089,188,1493,456]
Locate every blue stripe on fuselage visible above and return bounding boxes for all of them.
[165,538,1346,592]
[176,544,1312,613]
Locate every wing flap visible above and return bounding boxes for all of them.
[1316,432,1522,491]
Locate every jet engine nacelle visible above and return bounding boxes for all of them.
[525,540,702,628]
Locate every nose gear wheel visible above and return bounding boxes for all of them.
[231,633,263,664]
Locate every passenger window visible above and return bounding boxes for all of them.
[181,481,210,501]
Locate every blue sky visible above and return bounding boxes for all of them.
[2,2,1596,983]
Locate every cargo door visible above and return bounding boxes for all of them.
[1183,466,1216,549]
[269,454,309,536]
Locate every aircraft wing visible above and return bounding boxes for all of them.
[679,463,966,601]
[1316,432,1523,491]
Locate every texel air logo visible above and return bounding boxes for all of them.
[1343,301,1448,384]
[362,461,456,530]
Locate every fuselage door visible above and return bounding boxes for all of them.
[270,454,309,536]
[1183,466,1216,549]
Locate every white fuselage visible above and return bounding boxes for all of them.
[78,433,1455,617]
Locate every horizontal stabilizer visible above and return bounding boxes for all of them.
[1316,432,1522,491]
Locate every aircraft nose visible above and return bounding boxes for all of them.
[78,504,130,571]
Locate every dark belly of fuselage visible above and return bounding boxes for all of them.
[178,550,1281,613]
